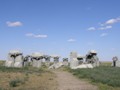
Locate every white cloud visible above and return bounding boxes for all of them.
[100,33,108,37]
[68,39,76,42]
[34,35,47,38]
[106,25,112,29]
[87,42,94,46]
[88,27,96,31]
[88,17,120,31]
[106,19,117,24]
[99,25,112,30]
[26,33,34,37]
[98,23,104,26]
[26,33,48,38]
[105,17,120,25]
[6,21,22,27]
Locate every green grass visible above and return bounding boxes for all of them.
[0,63,46,74]
[0,60,50,73]
[69,66,120,87]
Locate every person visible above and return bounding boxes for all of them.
[112,56,118,67]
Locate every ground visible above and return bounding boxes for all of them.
[0,66,58,90]
[53,70,98,90]
[0,67,98,90]
[1,61,119,90]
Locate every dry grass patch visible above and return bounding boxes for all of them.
[0,72,25,89]
[23,72,57,90]
[0,69,57,90]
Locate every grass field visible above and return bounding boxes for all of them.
[68,62,120,90]
[0,61,57,90]
[1,60,120,90]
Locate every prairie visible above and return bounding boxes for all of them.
[1,60,120,90]
[68,62,120,90]
[0,61,57,90]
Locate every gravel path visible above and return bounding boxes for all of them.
[53,70,98,90]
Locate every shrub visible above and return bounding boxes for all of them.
[9,79,24,87]
[0,87,3,90]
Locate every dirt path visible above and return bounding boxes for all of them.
[53,70,98,90]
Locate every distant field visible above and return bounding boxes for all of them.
[0,65,57,90]
[0,60,5,66]
[100,61,112,66]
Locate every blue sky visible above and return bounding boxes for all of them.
[0,0,120,61]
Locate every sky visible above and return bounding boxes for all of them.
[0,0,120,61]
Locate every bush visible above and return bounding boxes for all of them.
[0,87,3,90]
[9,79,24,87]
